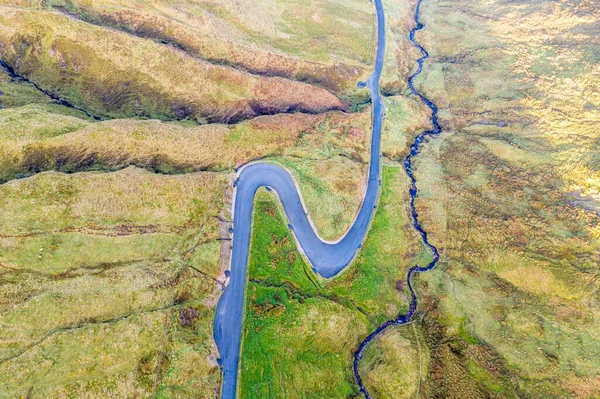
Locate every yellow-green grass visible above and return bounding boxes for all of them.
[3,0,596,397]
[2,128,414,397]
[0,167,226,396]
[0,294,220,398]
[0,68,62,110]
[0,0,429,244]
[0,310,169,398]
[2,0,424,101]
[0,104,91,143]
[404,0,600,396]
[0,6,346,123]
[41,0,374,96]
[0,106,375,243]
[379,0,424,95]
[413,131,600,398]
[0,106,373,180]
[270,156,367,241]
[239,166,428,397]
[358,324,429,399]
[381,95,432,161]
[13,0,372,66]
[0,0,434,397]
[0,93,428,241]
[0,103,380,241]
[0,167,226,234]
[271,95,429,239]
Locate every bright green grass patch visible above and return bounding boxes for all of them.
[465,359,505,395]
[249,165,422,316]
[241,284,369,398]
[239,165,428,397]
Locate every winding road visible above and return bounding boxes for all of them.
[213,0,440,397]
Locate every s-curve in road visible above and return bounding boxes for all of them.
[213,0,386,397]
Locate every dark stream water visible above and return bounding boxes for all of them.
[353,0,441,396]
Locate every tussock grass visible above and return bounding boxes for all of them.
[0,311,167,398]
[0,105,383,244]
[0,167,227,233]
[48,0,372,72]
[35,0,374,100]
[0,109,371,183]
[0,7,345,123]
[1,0,424,101]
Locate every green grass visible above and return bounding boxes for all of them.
[1,0,596,396]
[0,68,54,108]
[0,168,226,234]
[239,166,428,397]
[358,324,429,399]
[0,105,372,185]
[0,0,433,397]
[405,0,600,396]
[0,167,226,397]
[0,104,90,141]
[241,284,369,398]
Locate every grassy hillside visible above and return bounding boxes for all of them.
[0,0,423,389]
[0,6,347,124]
[40,0,372,98]
[0,108,364,181]
[43,0,374,95]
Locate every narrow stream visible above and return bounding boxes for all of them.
[353,0,441,396]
